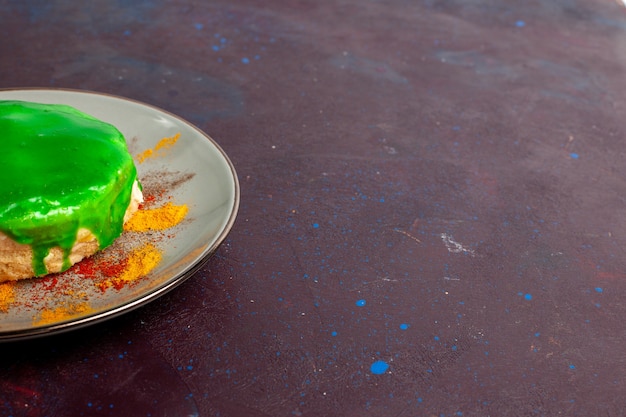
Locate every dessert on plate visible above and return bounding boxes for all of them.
[0,100,143,282]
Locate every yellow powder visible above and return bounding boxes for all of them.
[0,281,16,313]
[124,202,188,232]
[99,243,162,290]
[34,302,93,326]
[136,133,181,163]
[117,243,162,282]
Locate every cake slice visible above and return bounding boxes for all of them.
[0,100,143,282]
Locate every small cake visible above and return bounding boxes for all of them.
[0,100,143,282]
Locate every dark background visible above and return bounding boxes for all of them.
[3,0,626,415]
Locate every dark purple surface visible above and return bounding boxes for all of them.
[3,0,626,415]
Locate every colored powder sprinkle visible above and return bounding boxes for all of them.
[515,20,526,27]
[0,281,16,312]
[524,293,533,301]
[356,299,366,307]
[99,243,162,291]
[595,287,603,293]
[100,257,129,278]
[331,331,338,337]
[370,360,390,374]
[136,133,181,163]
[124,202,188,232]
[34,301,93,326]
[570,153,579,159]
[399,323,409,330]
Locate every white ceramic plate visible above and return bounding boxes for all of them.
[0,88,239,341]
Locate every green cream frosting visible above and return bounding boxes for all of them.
[0,100,138,276]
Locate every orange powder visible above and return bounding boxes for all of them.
[34,302,93,326]
[124,202,188,232]
[99,243,162,291]
[0,281,16,313]
[136,133,181,163]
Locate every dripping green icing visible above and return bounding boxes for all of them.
[0,100,138,276]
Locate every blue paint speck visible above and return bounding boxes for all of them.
[399,323,409,330]
[194,23,204,30]
[434,335,440,341]
[524,293,533,301]
[370,360,389,374]
[212,45,220,51]
[595,287,603,293]
[569,364,576,370]
[534,332,540,337]
[515,20,526,27]
[241,57,250,64]
[356,299,366,307]
[570,153,579,159]
[313,223,319,228]
[331,331,338,337]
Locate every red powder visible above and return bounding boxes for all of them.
[111,279,127,291]
[141,191,167,209]
[40,275,59,291]
[99,258,128,278]
[143,194,156,205]
[75,257,98,278]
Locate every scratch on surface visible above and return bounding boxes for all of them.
[359,276,399,287]
[393,228,422,243]
[440,233,475,256]
[108,368,143,395]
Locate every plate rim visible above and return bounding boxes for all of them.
[0,87,240,342]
